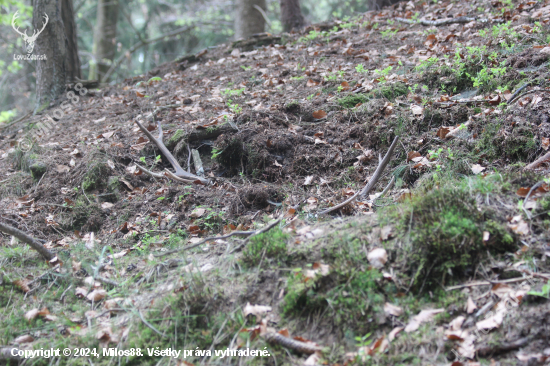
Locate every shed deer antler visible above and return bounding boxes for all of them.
[12,11,48,54]
[134,119,210,185]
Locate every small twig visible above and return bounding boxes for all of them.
[138,310,166,337]
[0,111,32,131]
[445,276,535,291]
[96,276,119,287]
[507,82,532,104]
[522,181,546,220]
[524,151,550,170]
[395,16,498,26]
[477,337,530,357]
[264,332,322,355]
[318,136,400,215]
[81,183,92,205]
[509,88,550,105]
[60,284,73,301]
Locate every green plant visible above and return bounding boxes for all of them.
[355,64,368,73]
[528,281,550,298]
[381,29,398,39]
[222,87,245,97]
[240,65,251,71]
[373,66,393,83]
[242,227,288,267]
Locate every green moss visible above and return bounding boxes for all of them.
[337,94,368,108]
[82,160,110,191]
[382,187,516,292]
[166,129,185,150]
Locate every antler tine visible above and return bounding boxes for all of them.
[31,13,48,39]
[11,11,27,37]
[134,119,210,184]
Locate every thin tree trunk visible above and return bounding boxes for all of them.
[62,0,81,82]
[89,0,119,81]
[34,0,67,113]
[368,0,402,10]
[234,0,266,40]
[280,0,305,33]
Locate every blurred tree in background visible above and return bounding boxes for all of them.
[0,0,399,121]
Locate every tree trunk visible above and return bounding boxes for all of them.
[368,0,402,10]
[280,0,305,33]
[34,0,67,113]
[62,0,81,82]
[234,0,266,40]
[89,0,119,81]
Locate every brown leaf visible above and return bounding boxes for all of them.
[86,289,107,302]
[13,334,34,344]
[407,151,421,162]
[404,308,445,333]
[384,302,403,317]
[541,137,549,150]
[312,110,327,119]
[436,126,452,139]
[13,279,30,294]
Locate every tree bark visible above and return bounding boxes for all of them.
[89,0,119,81]
[34,0,67,113]
[61,0,81,82]
[280,0,305,33]
[368,0,402,10]
[234,0,266,40]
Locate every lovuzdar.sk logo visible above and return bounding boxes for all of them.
[12,11,48,61]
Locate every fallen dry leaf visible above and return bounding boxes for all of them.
[243,303,272,319]
[312,110,327,119]
[405,308,444,333]
[367,248,387,269]
[471,164,486,175]
[384,302,403,317]
[86,289,107,302]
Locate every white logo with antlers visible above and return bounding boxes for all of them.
[12,11,48,54]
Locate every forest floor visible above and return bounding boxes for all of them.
[1,0,550,365]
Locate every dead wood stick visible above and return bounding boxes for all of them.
[134,119,209,184]
[0,347,21,362]
[395,16,491,26]
[264,332,322,355]
[0,221,54,260]
[508,88,550,105]
[445,276,535,291]
[318,136,400,215]
[476,337,530,357]
[524,151,550,170]
[155,218,283,257]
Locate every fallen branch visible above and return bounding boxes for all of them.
[0,347,21,362]
[134,119,209,184]
[264,332,322,355]
[524,151,550,171]
[0,221,54,261]
[395,16,497,26]
[508,88,550,105]
[155,218,283,257]
[476,337,530,357]
[318,136,400,215]
[445,276,535,291]
[507,82,532,104]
